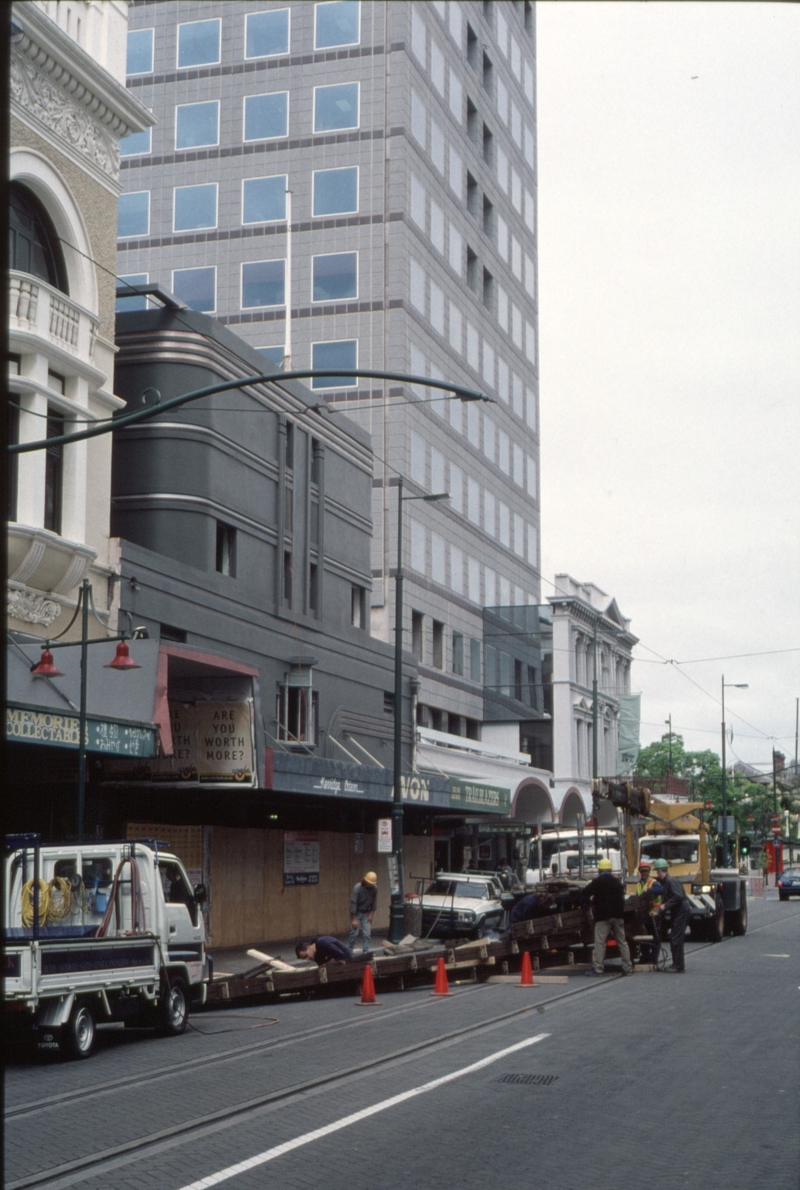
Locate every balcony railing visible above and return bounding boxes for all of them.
[9,270,99,363]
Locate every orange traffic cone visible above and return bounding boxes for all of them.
[431,955,453,996]
[518,950,535,987]
[355,963,379,1006]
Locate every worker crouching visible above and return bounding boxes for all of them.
[584,857,633,976]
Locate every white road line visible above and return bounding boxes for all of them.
[176,1032,549,1190]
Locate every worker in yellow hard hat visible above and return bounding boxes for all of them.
[349,871,378,954]
[583,856,633,976]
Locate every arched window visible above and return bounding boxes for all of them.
[9,182,68,293]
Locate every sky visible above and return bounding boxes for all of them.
[536,2,800,773]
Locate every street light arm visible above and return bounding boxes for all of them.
[9,370,491,455]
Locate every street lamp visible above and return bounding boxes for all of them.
[389,477,450,943]
[29,578,143,842]
[720,676,748,867]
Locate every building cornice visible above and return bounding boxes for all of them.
[547,594,638,649]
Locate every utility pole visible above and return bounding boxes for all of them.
[592,617,599,781]
[665,714,673,778]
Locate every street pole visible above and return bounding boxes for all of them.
[77,579,90,843]
[390,476,405,943]
[666,713,672,777]
[721,675,728,868]
[772,749,778,817]
[592,618,598,781]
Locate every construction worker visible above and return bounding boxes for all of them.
[348,871,378,954]
[652,858,690,972]
[635,859,664,963]
[295,936,353,964]
[583,857,633,976]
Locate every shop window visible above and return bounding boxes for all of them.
[177,19,220,68]
[175,101,219,150]
[314,82,359,133]
[172,266,215,312]
[242,260,285,308]
[246,8,290,58]
[126,28,153,75]
[216,522,236,577]
[173,183,217,232]
[312,252,357,302]
[311,340,357,389]
[315,1,360,49]
[9,182,68,292]
[242,176,287,224]
[312,167,358,216]
[244,92,289,141]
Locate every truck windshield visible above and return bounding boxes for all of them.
[640,840,699,864]
[538,836,619,867]
[425,880,489,899]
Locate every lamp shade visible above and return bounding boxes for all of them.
[30,648,63,677]
[105,640,141,671]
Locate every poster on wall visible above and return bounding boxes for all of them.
[103,701,255,786]
[283,831,320,886]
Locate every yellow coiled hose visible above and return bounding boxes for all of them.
[21,876,81,925]
[21,879,51,926]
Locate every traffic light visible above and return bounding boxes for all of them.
[740,836,750,856]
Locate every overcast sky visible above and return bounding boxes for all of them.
[536,2,800,772]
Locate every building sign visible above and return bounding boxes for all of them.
[103,701,254,786]
[401,774,432,803]
[284,831,320,886]
[6,705,156,757]
[449,780,511,814]
[377,819,392,853]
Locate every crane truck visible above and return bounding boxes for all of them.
[592,779,748,941]
[4,835,209,1059]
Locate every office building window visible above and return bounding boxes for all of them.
[116,273,148,313]
[314,82,359,133]
[173,183,217,232]
[468,556,480,603]
[484,489,496,537]
[242,260,285,308]
[499,502,510,548]
[120,127,151,157]
[244,93,289,141]
[431,533,445,585]
[450,545,463,595]
[410,522,426,574]
[410,174,425,229]
[432,621,444,669]
[44,406,64,534]
[176,101,219,150]
[312,252,357,302]
[127,28,153,75]
[411,89,426,146]
[430,121,445,173]
[452,631,464,676]
[410,431,426,486]
[470,637,482,683]
[117,191,149,238]
[216,522,237,576]
[411,610,424,661]
[449,462,463,513]
[513,512,524,557]
[351,585,366,628]
[177,19,220,68]
[311,339,357,388]
[242,176,287,224]
[315,1,360,49]
[498,429,510,473]
[312,167,358,216]
[430,448,444,493]
[172,266,215,312]
[257,346,285,368]
[246,8,290,58]
[467,477,480,524]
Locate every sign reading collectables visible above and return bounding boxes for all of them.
[283,831,320,886]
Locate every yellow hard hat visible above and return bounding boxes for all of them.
[363,871,378,885]
[598,858,613,871]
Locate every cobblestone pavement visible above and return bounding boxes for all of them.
[5,899,799,1190]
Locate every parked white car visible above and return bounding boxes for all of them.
[419,873,505,939]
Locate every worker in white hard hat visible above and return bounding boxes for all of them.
[348,871,378,954]
[583,857,633,976]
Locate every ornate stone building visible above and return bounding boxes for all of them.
[8,1,153,636]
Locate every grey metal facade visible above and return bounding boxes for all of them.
[118,0,540,746]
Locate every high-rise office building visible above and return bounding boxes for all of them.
[118,1,541,762]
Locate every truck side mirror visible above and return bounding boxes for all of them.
[193,882,207,904]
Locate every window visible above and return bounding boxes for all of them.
[284,551,294,604]
[277,682,318,746]
[312,252,357,302]
[410,522,425,574]
[120,127,151,157]
[258,346,285,368]
[448,223,462,272]
[172,266,215,312]
[243,176,287,224]
[9,183,67,291]
[432,621,444,669]
[411,89,426,146]
[410,175,425,229]
[127,28,153,75]
[452,631,464,676]
[430,200,444,254]
[246,8,289,58]
[468,556,480,603]
[431,533,445,584]
[315,1,360,49]
[467,477,480,524]
[314,82,359,132]
[484,489,495,536]
[309,563,319,613]
[430,121,445,173]
[116,273,148,313]
[44,406,64,534]
[513,444,524,486]
[216,523,237,576]
[351,585,366,628]
[499,503,510,548]
[410,431,426,486]
[177,19,220,68]
[244,93,289,142]
[431,42,445,94]
[411,610,424,661]
[313,167,358,216]
[449,463,463,513]
[176,101,219,150]
[450,546,463,594]
[242,260,285,308]
[311,339,357,388]
[470,638,482,682]
[174,183,217,232]
[7,396,19,522]
[449,68,462,120]
[411,7,426,63]
[498,429,510,473]
[431,448,444,493]
[117,191,149,238]
[430,281,444,335]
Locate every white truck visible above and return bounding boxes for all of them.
[4,835,209,1059]
[526,828,622,884]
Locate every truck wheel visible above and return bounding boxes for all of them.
[64,1000,96,1060]
[706,897,725,943]
[158,976,188,1036]
[731,891,748,936]
[779,893,788,902]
